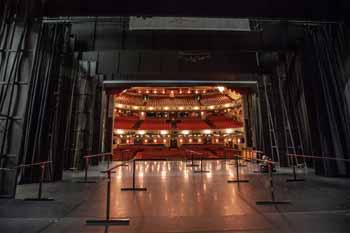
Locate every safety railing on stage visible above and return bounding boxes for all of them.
[76,152,113,183]
[86,157,136,226]
[224,148,249,184]
[15,161,53,201]
[287,153,350,182]
[185,149,209,173]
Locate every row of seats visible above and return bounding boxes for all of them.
[177,119,210,130]
[124,147,217,160]
[115,95,145,106]
[200,94,232,106]
[139,119,172,130]
[114,116,243,130]
[147,97,199,107]
[115,93,234,107]
[114,116,138,129]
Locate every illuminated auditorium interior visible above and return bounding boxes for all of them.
[113,86,245,159]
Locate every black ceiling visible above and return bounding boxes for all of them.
[40,0,347,21]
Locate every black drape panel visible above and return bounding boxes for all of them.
[303,24,350,176]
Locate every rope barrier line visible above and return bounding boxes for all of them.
[13,161,54,201]
[286,153,350,182]
[83,152,112,159]
[288,153,350,162]
[76,150,130,183]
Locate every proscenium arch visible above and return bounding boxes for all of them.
[103,79,262,157]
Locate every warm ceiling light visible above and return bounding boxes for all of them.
[189,138,193,143]
[187,90,191,94]
[179,106,184,110]
[202,90,206,94]
[193,106,199,110]
[162,90,166,94]
[164,106,169,110]
[179,138,183,143]
[144,139,148,143]
[198,138,202,142]
[133,106,139,110]
[153,139,157,143]
[153,90,158,94]
[195,90,199,94]
[148,107,154,110]
[179,89,183,94]
[163,139,167,143]
[138,90,142,94]
[215,139,219,143]
[209,106,215,110]
[146,90,150,94]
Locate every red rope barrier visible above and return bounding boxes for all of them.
[288,153,350,162]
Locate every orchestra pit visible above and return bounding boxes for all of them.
[0,1,350,233]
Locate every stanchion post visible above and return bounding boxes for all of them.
[24,162,54,201]
[186,150,199,167]
[227,155,249,183]
[120,150,129,166]
[76,157,97,183]
[256,162,290,205]
[194,152,209,173]
[86,170,130,225]
[121,159,147,191]
[286,155,305,182]
[107,154,110,169]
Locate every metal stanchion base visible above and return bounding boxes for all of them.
[121,187,147,191]
[227,180,249,183]
[286,178,305,182]
[256,200,290,205]
[100,171,116,174]
[193,170,210,173]
[75,180,97,183]
[23,197,54,201]
[86,218,130,225]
